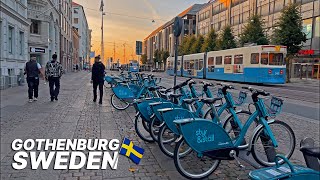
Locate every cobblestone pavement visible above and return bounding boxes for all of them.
[0,71,319,180]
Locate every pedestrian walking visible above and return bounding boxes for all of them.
[45,54,63,102]
[91,55,105,104]
[25,56,44,102]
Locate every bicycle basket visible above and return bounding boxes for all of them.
[235,91,247,106]
[267,96,284,117]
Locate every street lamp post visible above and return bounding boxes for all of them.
[100,0,105,63]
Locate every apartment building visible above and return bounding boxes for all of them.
[196,0,319,79]
[27,0,60,69]
[72,27,79,70]
[60,0,73,72]
[72,2,90,69]
[0,0,29,89]
[143,4,205,67]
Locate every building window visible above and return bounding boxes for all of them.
[303,18,313,39]
[74,8,78,14]
[8,26,14,54]
[19,32,24,55]
[74,18,78,24]
[30,20,40,34]
[315,16,320,38]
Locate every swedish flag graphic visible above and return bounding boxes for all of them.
[119,138,144,164]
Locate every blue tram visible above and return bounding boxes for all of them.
[166,45,287,84]
[129,60,139,72]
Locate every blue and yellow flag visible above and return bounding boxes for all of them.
[119,138,144,164]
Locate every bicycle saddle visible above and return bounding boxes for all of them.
[170,94,183,99]
[201,97,222,104]
[183,98,199,104]
[300,147,320,158]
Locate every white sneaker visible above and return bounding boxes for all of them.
[33,98,38,101]
[28,99,33,103]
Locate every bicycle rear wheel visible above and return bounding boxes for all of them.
[251,120,295,167]
[158,124,180,158]
[173,138,220,179]
[111,93,130,110]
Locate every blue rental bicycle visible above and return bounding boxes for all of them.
[156,83,250,158]
[172,86,295,179]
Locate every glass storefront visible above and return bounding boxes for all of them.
[292,57,320,79]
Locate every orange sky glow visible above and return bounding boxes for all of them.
[73,0,208,65]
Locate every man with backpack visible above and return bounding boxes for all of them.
[45,54,63,102]
[91,55,105,104]
[25,56,44,102]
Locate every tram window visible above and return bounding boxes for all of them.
[190,60,194,69]
[216,56,222,65]
[269,53,284,65]
[251,53,259,64]
[234,54,243,64]
[199,59,203,70]
[208,57,215,72]
[224,56,232,64]
[195,60,199,70]
[261,53,268,65]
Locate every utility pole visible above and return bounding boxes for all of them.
[113,41,115,62]
[123,43,126,64]
[100,0,105,63]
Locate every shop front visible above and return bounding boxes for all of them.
[292,50,320,80]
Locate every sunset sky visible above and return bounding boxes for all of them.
[73,0,208,64]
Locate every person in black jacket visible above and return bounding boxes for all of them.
[91,55,105,104]
[25,56,44,102]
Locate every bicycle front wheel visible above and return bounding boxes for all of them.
[134,113,154,143]
[173,138,220,179]
[251,120,296,167]
[111,93,130,110]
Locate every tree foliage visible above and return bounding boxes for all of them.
[140,54,147,65]
[201,29,218,52]
[161,50,170,69]
[153,49,161,64]
[190,35,205,54]
[272,3,306,82]
[272,3,306,55]
[179,35,196,55]
[240,15,269,46]
[217,26,237,50]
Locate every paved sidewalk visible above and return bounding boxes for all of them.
[0,71,318,180]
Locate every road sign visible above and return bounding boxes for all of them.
[90,52,95,58]
[30,47,45,53]
[136,41,142,55]
[173,17,183,37]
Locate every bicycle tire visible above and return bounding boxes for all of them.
[149,116,164,142]
[111,93,130,110]
[251,120,296,167]
[134,113,154,143]
[173,138,220,179]
[158,124,179,158]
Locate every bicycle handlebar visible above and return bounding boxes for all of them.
[173,78,192,90]
[242,86,270,96]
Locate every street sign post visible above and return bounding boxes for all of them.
[173,17,182,87]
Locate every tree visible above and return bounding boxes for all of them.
[179,35,196,55]
[240,15,269,46]
[190,35,205,54]
[201,29,218,52]
[161,50,170,70]
[153,49,161,68]
[272,3,306,83]
[217,26,237,50]
[140,54,148,65]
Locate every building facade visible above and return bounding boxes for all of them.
[72,27,79,71]
[27,0,60,69]
[143,4,205,68]
[72,2,90,69]
[0,0,30,89]
[60,0,73,72]
[196,0,319,79]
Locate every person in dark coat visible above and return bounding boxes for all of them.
[25,56,44,102]
[91,55,105,104]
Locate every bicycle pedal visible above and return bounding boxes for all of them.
[229,150,246,169]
